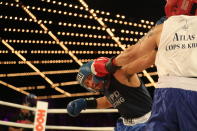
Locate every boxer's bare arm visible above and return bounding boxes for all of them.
[96,96,112,109]
[121,50,156,75]
[115,24,162,67]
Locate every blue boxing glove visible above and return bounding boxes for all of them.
[67,98,87,117]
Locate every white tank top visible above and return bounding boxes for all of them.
[155,15,197,77]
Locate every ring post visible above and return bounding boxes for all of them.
[33,101,48,131]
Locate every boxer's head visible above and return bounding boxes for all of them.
[76,61,106,92]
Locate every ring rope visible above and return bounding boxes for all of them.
[0,100,117,130]
[0,120,114,130]
[0,100,118,113]
[0,100,35,111]
[0,120,33,129]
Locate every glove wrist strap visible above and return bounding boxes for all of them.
[105,56,121,74]
[85,98,97,109]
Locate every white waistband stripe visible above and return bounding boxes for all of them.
[157,76,197,92]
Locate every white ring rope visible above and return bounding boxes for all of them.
[0,100,35,111]
[0,100,117,130]
[0,120,114,130]
[0,100,118,113]
[0,120,33,129]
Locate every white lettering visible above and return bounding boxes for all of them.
[107,91,125,108]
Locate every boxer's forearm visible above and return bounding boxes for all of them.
[121,51,156,75]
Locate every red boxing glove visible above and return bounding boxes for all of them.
[165,0,178,17]
[91,57,110,77]
[91,57,121,77]
[165,0,196,17]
